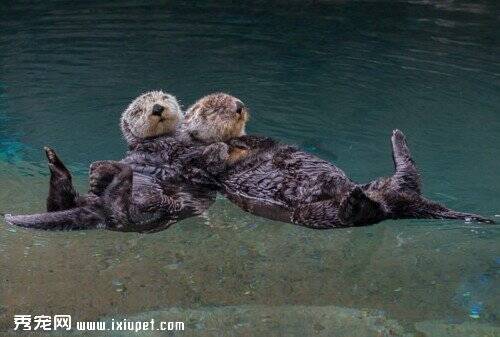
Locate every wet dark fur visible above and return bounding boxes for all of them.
[5,136,227,232]
[214,130,494,228]
[5,130,494,231]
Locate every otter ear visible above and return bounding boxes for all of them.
[185,104,199,119]
[167,95,182,115]
[124,105,141,117]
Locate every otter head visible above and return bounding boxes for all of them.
[120,90,182,146]
[183,93,249,143]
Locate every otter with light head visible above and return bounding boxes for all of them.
[5,91,228,232]
[183,93,248,143]
[184,93,494,228]
[121,90,182,147]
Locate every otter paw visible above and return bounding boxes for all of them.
[133,140,158,153]
[203,143,229,162]
[89,161,126,195]
[228,138,250,150]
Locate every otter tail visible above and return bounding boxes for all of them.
[4,207,104,230]
[390,129,494,224]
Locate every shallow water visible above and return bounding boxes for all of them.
[0,0,499,335]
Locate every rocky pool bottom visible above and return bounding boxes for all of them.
[13,305,496,337]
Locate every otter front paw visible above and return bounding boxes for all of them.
[200,142,232,175]
[203,142,230,164]
[89,161,128,195]
[133,141,157,153]
[228,138,250,150]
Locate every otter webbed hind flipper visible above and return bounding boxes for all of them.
[45,147,80,212]
[387,130,495,224]
[390,129,421,194]
[407,196,495,224]
[4,207,104,230]
[6,158,118,231]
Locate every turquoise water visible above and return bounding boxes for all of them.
[0,1,499,336]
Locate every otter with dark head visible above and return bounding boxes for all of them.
[5,91,225,232]
[184,93,494,228]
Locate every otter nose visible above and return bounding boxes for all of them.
[152,104,164,116]
[235,101,245,114]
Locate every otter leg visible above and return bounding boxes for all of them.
[292,187,387,229]
[391,129,421,194]
[86,160,134,229]
[337,186,386,226]
[45,147,80,212]
[387,131,494,224]
[292,199,342,229]
[101,163,134,230]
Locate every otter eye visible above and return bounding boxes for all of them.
[235,101,244,114]
[131,107,142,116]
[202,108,213,116]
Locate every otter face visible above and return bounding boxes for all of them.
[184,93,249,143]
[121,90,182,144]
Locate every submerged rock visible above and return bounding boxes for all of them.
[58,304,500,337]
[415,320,499,337]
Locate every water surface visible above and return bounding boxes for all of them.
[1,1,499,336]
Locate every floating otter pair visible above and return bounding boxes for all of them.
[5,92,494,231]
[5,91,246,232]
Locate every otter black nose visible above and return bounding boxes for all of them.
[235,101,245,114]
[152,104,164,116]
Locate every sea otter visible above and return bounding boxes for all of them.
[5,91,236,232]
[183,93,494,228]
[46,90,184,213]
